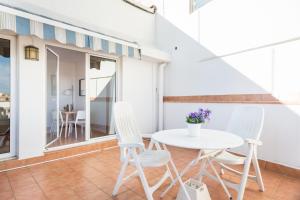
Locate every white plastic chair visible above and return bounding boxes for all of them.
[68,110,85,139]
[201,106,265,200]
[59,111,67,137]
[112,102,175,200]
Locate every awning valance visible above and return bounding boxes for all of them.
[0,10,141,59]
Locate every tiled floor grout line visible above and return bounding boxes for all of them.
[29,168,50,200]
[80,150,145,199]
[5,171,16,200]
[80,155,130,198]
[0,149,103,173]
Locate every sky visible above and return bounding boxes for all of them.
[0,56,10,95]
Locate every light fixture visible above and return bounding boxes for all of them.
[25,45,39,61]
[63,86,74,109]
[90,56,101,70]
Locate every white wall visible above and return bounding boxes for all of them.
[1,0,155,45]
[154,0,300,168]
[18,36,46,159]
[122,57,158,134]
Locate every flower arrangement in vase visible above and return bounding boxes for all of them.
[186,108,211,136]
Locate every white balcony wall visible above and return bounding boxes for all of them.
[18,36,46,159]
[155,0,300,168]
[122,57,158,134]
[1,0,155,45]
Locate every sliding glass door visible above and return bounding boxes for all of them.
[46,47,117,149]
[46,46,86,148]
[87,56,116,139]
[0,35,15,158]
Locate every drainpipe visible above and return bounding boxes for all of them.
[158,63,167,130]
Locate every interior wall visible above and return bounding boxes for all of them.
[154,0,300,168]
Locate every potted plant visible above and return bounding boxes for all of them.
[186,108,211,136]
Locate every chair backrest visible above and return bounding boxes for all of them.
[76,110,86,122]
[113,101,142,145]
[59,111,65,123]
[226,106,265,141]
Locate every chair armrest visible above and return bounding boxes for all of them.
[245,138,263,146]
[119,142,145,148]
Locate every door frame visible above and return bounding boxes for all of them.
[45,47,60,147]
[0,33,16,159]
[44,41,120,150]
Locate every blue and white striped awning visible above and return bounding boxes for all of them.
[0,11,141,58]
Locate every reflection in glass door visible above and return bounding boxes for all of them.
[88,56,116,138]
[0,37,15,157]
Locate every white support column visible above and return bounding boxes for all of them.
[158,63,167,131]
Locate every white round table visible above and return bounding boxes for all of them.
[152,128,244,150]
[151,129,244,199]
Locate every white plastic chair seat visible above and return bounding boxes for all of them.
[204,150,246,165]
[137,150,171,167]
[68,120,85,124]
[213,151,246,165]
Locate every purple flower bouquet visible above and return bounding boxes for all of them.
[186,108,211,124]
[186,108,211,136]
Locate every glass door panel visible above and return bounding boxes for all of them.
[46,48,59,146]
[0,38,11,155]
[88,56,116,138]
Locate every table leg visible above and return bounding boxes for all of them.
[160,156,199,198]
[197,156,208,183]
[65,113,69,138]
[207,159,232,199]
[161,144,191,200]
[160,149,220,198]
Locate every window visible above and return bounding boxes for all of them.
[190,0,213,13]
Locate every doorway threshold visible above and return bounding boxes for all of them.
[45,134,116,152]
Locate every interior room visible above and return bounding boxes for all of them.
[46,46,86,147]
[46,46,117,148]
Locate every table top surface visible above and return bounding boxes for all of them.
[61,111,76,114]
[152,129,244,150]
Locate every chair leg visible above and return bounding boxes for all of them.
[68,124,71,136]
[112,158,129,196]
[59,123,64,137]
[252,150,265,191]
[237,147,254,200]
[135,162,153,200]
[148,138,155,150]
[75,124,78,139]
[220,167,225,175]
[165,164,174,181]
[198,158,208,183]
[81,125,84,135]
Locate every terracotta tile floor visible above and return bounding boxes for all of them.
[0,146,299,200]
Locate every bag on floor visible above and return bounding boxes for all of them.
[176,178,211,200]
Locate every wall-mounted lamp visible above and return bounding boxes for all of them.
[25,45,39,61]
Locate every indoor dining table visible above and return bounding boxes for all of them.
[151,128,244,199]
[61,111,76,137]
